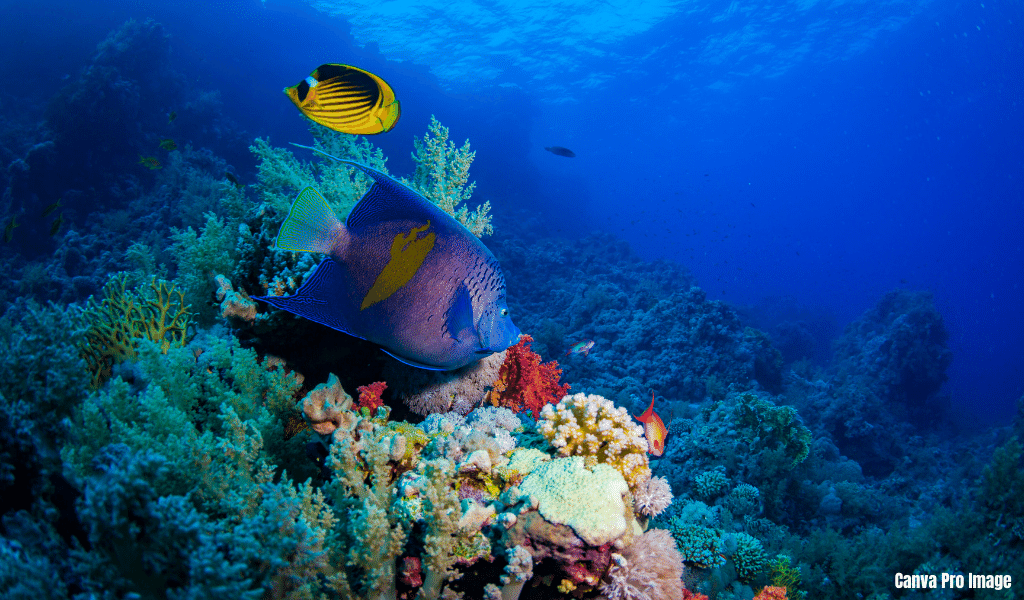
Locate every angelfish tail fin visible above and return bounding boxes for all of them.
[277,186,343,253]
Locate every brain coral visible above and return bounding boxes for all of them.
[537,393,651,491]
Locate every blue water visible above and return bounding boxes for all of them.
[10,0,1011,421]
[2,0,1023,597]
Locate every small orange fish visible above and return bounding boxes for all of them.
[635,392,667,456]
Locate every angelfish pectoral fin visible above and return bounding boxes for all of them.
[254,258,359,337]
[361,221,434,310]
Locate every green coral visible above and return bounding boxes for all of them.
[769,554,806,600]
[668,521,726,569]
[979,436,1024,546]
[77,273,194,389]
[170,212,238,325]
[250,125,388,220]
[405,115,492,237]
[734,392,813,467]
[730,532,768,582]
[693,469,729,501]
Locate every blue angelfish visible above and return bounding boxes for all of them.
[255,152,520,371]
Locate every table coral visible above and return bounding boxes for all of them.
[487,334,570,418]
[537,393,652,491]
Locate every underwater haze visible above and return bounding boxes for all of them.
[1,0,1023,598]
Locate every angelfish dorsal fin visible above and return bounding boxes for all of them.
[276,186,343,253]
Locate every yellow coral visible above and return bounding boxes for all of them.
[537,393,651,491]
[78,274,193,388]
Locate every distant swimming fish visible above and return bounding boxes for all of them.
[159,138,177,151]
[42,199,62,218]
[138,156,162,170]
[49,212,64,237]
[284,64,400,135]
[565,340,595,357]
[544,146,576,158]
[635,392,667,456]
[224,171,242,188]
[3,216,18,243]
[168,111,177,123]
[254,149,520,371]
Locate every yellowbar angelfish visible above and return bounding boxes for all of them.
[284,64,400,135]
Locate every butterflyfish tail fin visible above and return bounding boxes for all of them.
[277,186,343,253]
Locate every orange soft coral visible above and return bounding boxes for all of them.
[486,334,570,418]
[356,381,387,413]
[753,586,788,600]
[682,589,710,600]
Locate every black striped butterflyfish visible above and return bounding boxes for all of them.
[284,64,400,135]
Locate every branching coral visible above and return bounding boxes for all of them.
[487,334,570,418]
[77,273,193,388]
[733,393,812,468]
[599,528,684,600]
[406,115,492,237]
[250,125,387,220]
[667,522,725,570]
[356,381,388,414]
[537,393,652,491]
[634,475,674,517]
[730,532,769,582]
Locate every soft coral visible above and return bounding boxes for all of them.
[486,335,569,418]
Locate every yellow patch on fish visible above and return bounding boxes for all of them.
[361,221,435,310]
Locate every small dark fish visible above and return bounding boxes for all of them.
[224,171,241,187]
[3,216,18,243]
[138,155,162,170]
[159,138,177,151]
[285,63,400,134]
[544,146,576,158]
[42,199,63,218]
[168,111,177,122]
[49,212,64,236]
[750,202,756,208]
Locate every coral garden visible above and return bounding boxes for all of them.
[1,18,1022,600]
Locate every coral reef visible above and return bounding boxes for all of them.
[538,393,653,491]
[406,115,492,237]
[487,334,571,418]
[0,18,1017,600]
[77,273,193,388]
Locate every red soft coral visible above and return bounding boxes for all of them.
[753,586,787,600]
[487,335,570,418]
[682,589,710,600]
[355,381,387,413]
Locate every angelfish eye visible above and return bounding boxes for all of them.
[500,308,508,317]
